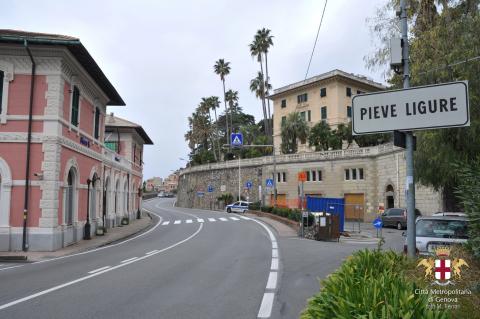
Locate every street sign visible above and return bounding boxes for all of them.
[197,191,205,198]
[372,218,383,229]
[207,185,214,193]
[220,185,226,192]
[245,181,252,189]
[266,178,274,188]
[231,133,243,146]
[352,81,469,135]
[298,171,307,182]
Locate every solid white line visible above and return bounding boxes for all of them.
[208,218,216,222]
[229,217,240,221]
[258,293,274,318]
[174,220,181,225]
[219,217,228,221]
[271,258,279,271]
[272,241,278,249]
[272,249,278,258]
[186,219,193,224]
[0,223,204,311]
[121,257,138,263]
[161,221,170,225]
[197,218,204,223]
[146,250,159,255]
[266,272,278,290]
[88,266,110,274]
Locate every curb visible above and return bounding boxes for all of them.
[0,255,29,263]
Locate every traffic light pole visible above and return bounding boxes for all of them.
[400,0,416,257]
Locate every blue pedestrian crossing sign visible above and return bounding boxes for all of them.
[207,185,214,193]
[266,179,274,188]
[372,218,383,229]
[245,181,253,189]
[231,133,243,146]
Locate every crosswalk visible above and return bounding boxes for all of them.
[160,216,250,226]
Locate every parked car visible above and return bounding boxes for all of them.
[432,212,467,217]
[381,208,421,230]
[157,192,165,198]
[225,201,251,213]
[403,215,469,255]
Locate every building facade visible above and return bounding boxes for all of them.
[0,30,152,251]
[269,69,385,154]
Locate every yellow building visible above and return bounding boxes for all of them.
[269,69,385,154]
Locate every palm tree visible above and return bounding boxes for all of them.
[249,36,270,138]
[256,28,274,127]
[280,112,309,154]
[199,98,217,161]
[207,96,221,159]
[225,89,239,132]
[250,73,268,135]
[214,59,231,144]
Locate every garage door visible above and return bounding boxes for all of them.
[270,194,287,207]
[344,193,365,221]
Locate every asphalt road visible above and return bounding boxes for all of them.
[0,198,376,319]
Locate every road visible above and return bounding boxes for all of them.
[0,198,376,319]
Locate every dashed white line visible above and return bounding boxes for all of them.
[266,272,278,290]
[272,249,278,258]
[271,258,279,271]
[229,217,240,221]
[272,241,278,249]
[197,218,204,223]
[258,293,275,318]
[162,221,170,226]
[186,219,193,224]
[208,218,216,222]
[146,250,159,255]
[121,257,138,263]
[174,220,181,225]
[88,266,110,274]
[219,217,228,221]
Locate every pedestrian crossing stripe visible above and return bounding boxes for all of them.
[162,217,248,225]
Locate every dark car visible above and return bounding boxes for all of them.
[381,208,421,230]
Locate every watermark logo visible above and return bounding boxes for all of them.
[417,246,469,286]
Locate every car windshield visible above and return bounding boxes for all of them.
[416,219,468,239]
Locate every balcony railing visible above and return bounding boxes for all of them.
[103,147,131,170]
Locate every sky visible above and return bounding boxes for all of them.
[1,0,389,179]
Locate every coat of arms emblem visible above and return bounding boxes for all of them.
[417,247,469,286]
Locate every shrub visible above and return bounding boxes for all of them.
[248,201,261,211]
[217,193,234,205]
[301,249,448,319]
[261,206,273,213]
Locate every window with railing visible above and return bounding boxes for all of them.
[105,141,119,152]
[71,86,80,126]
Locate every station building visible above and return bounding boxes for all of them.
[0,30,152,251]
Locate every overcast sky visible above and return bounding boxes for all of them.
[1,0,388,179]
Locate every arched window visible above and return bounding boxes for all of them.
[115,179,120,214]
[123,181,128,215]
[386,184,395,209]
[0,157,12,228]
[90,173,98,220]
[65,169,76,225]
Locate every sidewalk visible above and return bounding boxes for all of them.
[245,213,298,237]
[0,214,153,262]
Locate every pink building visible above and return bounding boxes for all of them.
[0,30,153,251]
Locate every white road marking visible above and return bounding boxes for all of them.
[161,221,170,225]
[186,219,193,224]
[272,241,278,249]
[208,218,216,222]
[271,249,278,258]
[0,223,204,311]
[88,266,110,274]
[174,220,181,225]
[258,293,274,318]
[146,250,159,255]
[239,216,251,220]
[266,272,278,290]
[121,257,138,263]
[197,218,204,223]
[219,217,228,221]
[271,258,279,271]
[229,217,240,221]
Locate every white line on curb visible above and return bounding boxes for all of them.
[121,257,138,263]
[271,258,279,271]
[266,272,278,290]
[271,249,278,258]
[258,293,275,318]
[272,241,278,249]
[88,266,110,274]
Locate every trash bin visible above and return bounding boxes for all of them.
[314,212,340,242]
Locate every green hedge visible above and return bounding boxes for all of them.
[259,206,308,223]
[301,249,448,319]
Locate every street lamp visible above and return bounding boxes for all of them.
[84,175,100,240]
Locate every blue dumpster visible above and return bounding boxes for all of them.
[306,197,345,232]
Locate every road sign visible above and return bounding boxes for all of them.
[207,185,214,193]
[231,133,243,146]
[197,191,205,198]
[266,178,274,188]
[220,185,226,192]
[298,171,307,182]
[372,218,383,229]
[352,81,469,135]
[245,181,252,189]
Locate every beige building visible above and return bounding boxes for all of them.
[269,69,385,154]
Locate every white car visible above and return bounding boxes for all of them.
[225,201,251,213]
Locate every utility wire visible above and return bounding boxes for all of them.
[417,55,480,75]
[305,0,328,80]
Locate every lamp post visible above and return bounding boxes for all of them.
[84,175,100,240]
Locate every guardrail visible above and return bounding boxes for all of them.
[180,143,399,175]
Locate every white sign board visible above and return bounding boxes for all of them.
[352,81,469,135]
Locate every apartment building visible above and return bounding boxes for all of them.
[0,30,152,251]
[269,69,385,154]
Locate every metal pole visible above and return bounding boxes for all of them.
[84,179,91,240]
[273,145,277,207]
[400,0,416,257]
[238,152,241,202]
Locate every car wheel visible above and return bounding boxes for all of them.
[397,222,403,230]
[227,208,231,213]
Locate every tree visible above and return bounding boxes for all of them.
[214,59,231,143]
[225,89,239,132]
[250,35,270,138]
[256,28,274,129]
[308,121,332,151]
[366,0,480,210]
[250,72,269,136]
[280,113,309,154]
